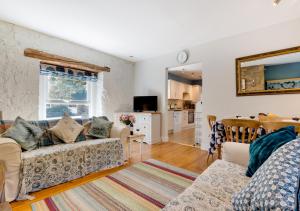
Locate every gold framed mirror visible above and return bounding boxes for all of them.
[236,46,300,96]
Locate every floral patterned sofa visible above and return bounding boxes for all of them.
[0,118,129,202]
[163,142,251,210]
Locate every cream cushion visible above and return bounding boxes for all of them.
[49,116,84,143]
[222,142,250,167]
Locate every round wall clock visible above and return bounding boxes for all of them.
[177,50,189,64]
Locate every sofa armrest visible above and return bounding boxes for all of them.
[222,142,249,167]
[110,126,130,160]
[0,138,21,202]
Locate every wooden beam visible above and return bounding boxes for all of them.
[24,48,110,73]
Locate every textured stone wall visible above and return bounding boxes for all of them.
[0,20,134,120]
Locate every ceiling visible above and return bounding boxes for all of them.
[0,0,300,62]
[168,63,202,80]
[170,70,202,80]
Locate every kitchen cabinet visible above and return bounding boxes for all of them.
[173,111,182,132]
[168,79,200,101]
[192,85,201,102]
[182,110,189,128]
[168,80,184,100]
[168,111,174,131]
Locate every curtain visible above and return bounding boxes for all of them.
[40,63,98,82]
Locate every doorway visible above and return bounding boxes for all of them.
[167,63,202,147]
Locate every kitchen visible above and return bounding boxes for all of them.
[167,64,202,147]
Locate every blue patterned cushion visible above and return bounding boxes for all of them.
[232,139,300,210]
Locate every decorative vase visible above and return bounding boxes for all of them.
[129,123,134,135]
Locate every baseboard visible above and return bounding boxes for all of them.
[161,136,169,142]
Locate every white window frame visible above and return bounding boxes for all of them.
[39,74,101,120]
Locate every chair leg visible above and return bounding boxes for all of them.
[206,154,211,164]
[217,144,222,159]
[206,153,215,164]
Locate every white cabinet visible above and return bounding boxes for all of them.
[182,110,189,128]
[192,85,201,102]
[169,80,200,101]
[114,112,161,144]
[173,111,182,132]
[168,80,184,100]
[168,111,174,131]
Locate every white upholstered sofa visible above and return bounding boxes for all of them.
[164,142,250,210]
[0,123,129,202]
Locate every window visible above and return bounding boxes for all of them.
[39,64,102,120]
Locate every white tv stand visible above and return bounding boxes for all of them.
[114,112,161,144]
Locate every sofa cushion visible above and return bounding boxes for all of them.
[2,117,43,151]
[163,160,250,210]
[222,142,250,167]
[232,138,300,211]
[87,116,113,139]
[246,126,296,177]
[48,115,84,144]
[193,160,250,206]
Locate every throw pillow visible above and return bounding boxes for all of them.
[246,126,296,177]
[232,139,300,210]
[87,116,113,139]
[48,115,84,144]
[2,116,43,151]
[38,130,55,148]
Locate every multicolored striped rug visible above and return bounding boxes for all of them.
[31,159,198,211]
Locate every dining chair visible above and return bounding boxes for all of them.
[207,115,217,130]
[222,119,261,144]
[206,115,217,163]
[261,121,300,135]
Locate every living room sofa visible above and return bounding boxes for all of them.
[163,142,252,210]
[0,118,129,202]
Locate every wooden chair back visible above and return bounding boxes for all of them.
[262,121,300,135]
[222,119,261,144]
[207,115,217,130]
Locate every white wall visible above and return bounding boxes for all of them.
[134,17,300,150]
[0,20,134,120]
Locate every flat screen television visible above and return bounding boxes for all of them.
[134,96,157,112]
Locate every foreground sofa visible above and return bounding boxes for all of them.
[163,142,252,210]
[0,118,129,202]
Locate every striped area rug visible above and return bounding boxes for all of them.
[31,159,198,211]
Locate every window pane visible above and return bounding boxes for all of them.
[48,76,88,101]
[46,104,89,118]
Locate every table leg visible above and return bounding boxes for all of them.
[140,140,142,161]
[128,140,131,160]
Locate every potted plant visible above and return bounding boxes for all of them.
[119,114,136,135]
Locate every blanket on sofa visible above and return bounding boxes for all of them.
[18,138,124,200]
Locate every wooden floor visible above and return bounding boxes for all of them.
[169,128,195,146]
[11,142,214,211]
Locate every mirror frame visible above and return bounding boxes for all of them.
[236,46,300,96]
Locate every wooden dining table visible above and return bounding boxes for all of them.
[208,116,300,156]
